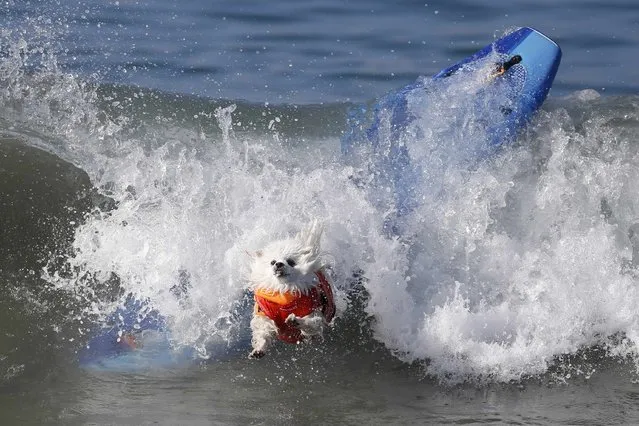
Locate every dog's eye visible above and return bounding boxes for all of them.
[270,260,276,266]
[286,259,296,267]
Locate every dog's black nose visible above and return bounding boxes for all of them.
[274,261,285,268]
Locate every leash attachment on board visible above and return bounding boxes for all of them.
[492,54,522,78]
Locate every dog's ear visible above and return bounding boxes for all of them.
[298,219,324,248]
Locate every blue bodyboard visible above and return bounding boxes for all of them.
[341,27,561,220]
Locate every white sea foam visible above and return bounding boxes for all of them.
[361,86,639,383]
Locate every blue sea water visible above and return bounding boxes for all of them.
[1,0,639,424]
[4,0,638,103]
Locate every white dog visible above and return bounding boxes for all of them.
[248,221,336,358]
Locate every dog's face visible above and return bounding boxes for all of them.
[250,239,316,293]
[250,222,324,294]
[258,238,307,281]
[270,255,298,278]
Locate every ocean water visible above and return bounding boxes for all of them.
[1,0,639,424]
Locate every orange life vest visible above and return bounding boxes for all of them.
[254,270,336,343]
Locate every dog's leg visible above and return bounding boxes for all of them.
[286,312,326,339]
[249,315,278,358]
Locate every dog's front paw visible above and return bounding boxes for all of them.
[285,313,299,326]
[248,349,266,359]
